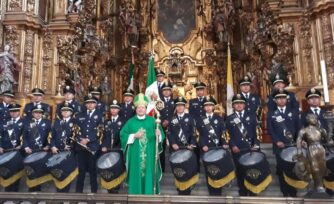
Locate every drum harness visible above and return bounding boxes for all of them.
[6,119,18,148]
[57,119,72,153]
[201,116,220,148]
[171,115,189,148]
[273,110,294,146]
[31,119,43,150]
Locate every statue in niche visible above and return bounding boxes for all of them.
[213,0,235,43]
[68,0,83,13]
[0,45,21,94]
[119,2,141,47]
[100,76,112,103]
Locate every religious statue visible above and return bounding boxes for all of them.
[213,0,235,43]
[295,114,333,196]
[119,2,141,47]
[68,0,83,13]
[0,45,21,94]
[100,76,112,103]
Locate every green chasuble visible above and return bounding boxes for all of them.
[120,115,165,195]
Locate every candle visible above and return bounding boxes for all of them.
[320,60,330,103]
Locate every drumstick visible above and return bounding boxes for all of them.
[69,137,96,155]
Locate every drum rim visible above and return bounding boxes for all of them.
[169,149,193,163]
[0,151,18,165]
[46,151,71,167]
[203,149,226,162]
[24,151,48,163]
[238,151,265,166]
[97,151,121,169]
[280,146,306,162]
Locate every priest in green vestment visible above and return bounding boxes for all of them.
[120,93,165,195]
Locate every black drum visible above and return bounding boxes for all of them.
[0,151,24,187]
[326,151,334,172]
[202,148,235,186]
[46,151,78,183]
[24,151,51,184]
[238,151,272,194]
[97,150,125,183]
[169,149,198,182]
[278,147,308,189]
[324,151,334,190]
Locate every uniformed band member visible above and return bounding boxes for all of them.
[74,94,104,193]
[267,73,299,112]
[168,96,197,195]
[0,90,15,125]
[199,95,229,196]
[302,88,327,130]
[159,81,174,172]
[226,94,260,196]
[50,103,76,192]
[238,76,262,122]
[0,103,24,192]
[267,89,301,197]
[120,89,135,122]
[22,104,52,192]
[155,69,166,100]
[88,86,108,115]
[189,81,206,123]
[102,100,124,151]
[23,88,50,119]
[101,99,125,193]
[56,86,82,118]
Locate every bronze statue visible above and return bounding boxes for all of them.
[295,114,333,196]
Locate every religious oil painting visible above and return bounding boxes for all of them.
[157,0,196,44]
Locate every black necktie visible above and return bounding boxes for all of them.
[208,115,212,121]
[88,110,92,117]
[238,112,242,119]
[179,116,182,121]
[246,93,249,99]
[280,108,284,114]
[112,118,115,123]
[314,108,319,116]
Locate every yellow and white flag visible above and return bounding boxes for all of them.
[226,44,234,116]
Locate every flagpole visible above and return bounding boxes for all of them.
[153,110,161,194]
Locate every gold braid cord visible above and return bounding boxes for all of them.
[256,125,263,142]
[97,124,104,144]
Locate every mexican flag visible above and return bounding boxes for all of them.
[226,44,234,116]
[145,55,159,116]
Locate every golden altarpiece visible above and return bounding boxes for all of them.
[1,0,334,115]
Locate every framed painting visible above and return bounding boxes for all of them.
[157,0,196,44]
